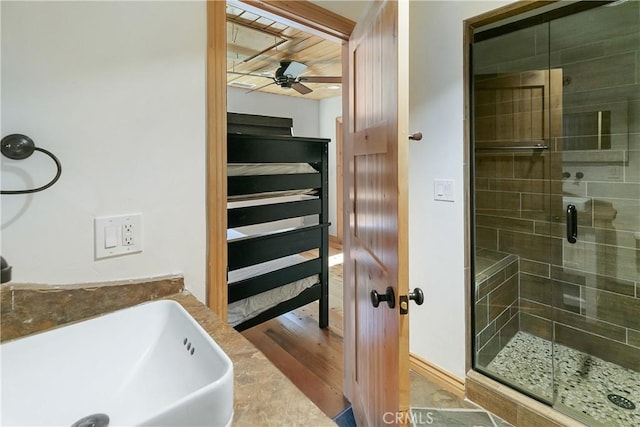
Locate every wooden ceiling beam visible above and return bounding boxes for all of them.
[230,0,355,42]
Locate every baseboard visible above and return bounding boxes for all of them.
[329,234,342,247]
[410,353,465,398]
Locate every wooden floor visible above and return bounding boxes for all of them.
[241,240,348,419]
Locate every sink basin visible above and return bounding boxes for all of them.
[0,300,233,427]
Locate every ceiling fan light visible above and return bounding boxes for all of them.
[281,61,307,78]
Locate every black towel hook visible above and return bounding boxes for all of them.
[1,134,62,194]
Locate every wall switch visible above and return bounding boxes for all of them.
[434,179,455,202]
[104,225,117,248]
[95,213,143,259]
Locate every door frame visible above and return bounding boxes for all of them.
[335,116,343,244]
[205,0,354,316]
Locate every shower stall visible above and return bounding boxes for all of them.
[470,1,640,426]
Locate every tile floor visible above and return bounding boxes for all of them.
[410,371,512,427]
[486,331,640,426]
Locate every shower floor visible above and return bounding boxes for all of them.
[486,331,640,426]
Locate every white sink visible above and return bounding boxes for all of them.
[0,300,233,427]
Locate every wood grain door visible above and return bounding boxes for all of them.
[343,1,410,426]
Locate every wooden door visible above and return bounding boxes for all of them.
[343,1,410,426]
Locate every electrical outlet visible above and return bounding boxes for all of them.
[122,221,135,246]
[123,233,134,246]
[95,213,143,259]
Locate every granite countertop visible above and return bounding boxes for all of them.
[166,292,335,427]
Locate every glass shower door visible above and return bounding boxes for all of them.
[549,2,640,425]
[471,22,556,403]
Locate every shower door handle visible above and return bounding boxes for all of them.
[567,204,578,244]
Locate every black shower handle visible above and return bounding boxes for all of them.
[567,204,577,244]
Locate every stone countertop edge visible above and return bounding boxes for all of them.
[166,292,336,427]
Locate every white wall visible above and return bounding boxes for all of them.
[227,87,321,137]
[1,2,208,301]
[408,0,512,379]
[319,96,342,237]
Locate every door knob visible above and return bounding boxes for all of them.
[409,132,423,141]
[370,287,395,309]
[399,288,425,315]
[409,287,424,305]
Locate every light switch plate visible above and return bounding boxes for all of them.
[434,179,455,202]
[94,213,143,259]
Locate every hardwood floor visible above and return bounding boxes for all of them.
[241,305,348,418]
[241,241,348,418]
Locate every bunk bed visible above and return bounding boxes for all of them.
[226,112,330,332]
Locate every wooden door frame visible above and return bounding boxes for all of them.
[205,1,354,316]
[335,117,343,244]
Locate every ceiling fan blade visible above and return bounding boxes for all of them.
[227,70,273,79]
[246,81,277,94]
[298,76,342,84]
[291,82,313,95]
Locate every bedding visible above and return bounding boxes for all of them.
[227,163,318,201]
[227,162,317,176]
[226,228,319,327]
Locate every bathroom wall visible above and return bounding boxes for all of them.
[1,2,208,301]
[408,0,512,379]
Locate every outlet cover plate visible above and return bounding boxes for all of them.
[94,213,143,259]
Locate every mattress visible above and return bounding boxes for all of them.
[227,228,319,327]
[227,163,317,176]
[227,163,318,201]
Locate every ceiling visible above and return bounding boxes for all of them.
[226,4,343,100]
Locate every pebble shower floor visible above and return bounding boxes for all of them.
[486,331,639,426]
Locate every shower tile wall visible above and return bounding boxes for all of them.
[551,4,639,371]
[474,3,640,373]
[474,252,519,366]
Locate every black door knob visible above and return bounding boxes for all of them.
[370,286,395,309]
[409,287,424,305]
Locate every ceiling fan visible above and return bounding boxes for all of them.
[228,61,341,95]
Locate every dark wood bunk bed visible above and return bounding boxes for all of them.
[226,112,330,332]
